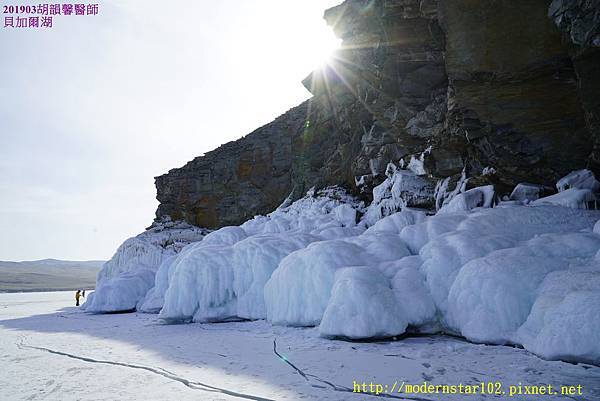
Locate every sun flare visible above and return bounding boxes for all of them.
[311,32,342,69]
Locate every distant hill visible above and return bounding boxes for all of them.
[0,259,104,292]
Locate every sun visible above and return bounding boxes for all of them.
[311,32,342,69]
[247,2,343,74]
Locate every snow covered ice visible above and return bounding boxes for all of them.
[83,170,600,366]
[5,291,600,401]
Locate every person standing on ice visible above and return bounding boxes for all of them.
[82,290,85,298]
[75,290,81,306]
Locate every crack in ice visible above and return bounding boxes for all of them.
[17,337,274,401]
[272,338,433,401]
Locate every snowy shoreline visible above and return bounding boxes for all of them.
[2,291,600,401]
[83,170,600,366]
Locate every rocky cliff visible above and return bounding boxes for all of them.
[155,103,309,227]
[155,0,600,228]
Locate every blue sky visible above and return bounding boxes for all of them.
[0,0,341,261]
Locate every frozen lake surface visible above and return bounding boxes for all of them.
[1,291,599,400]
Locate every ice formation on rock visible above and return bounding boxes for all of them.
[363,163,435,225]
[532,169,599,209]
[92,169,600,364]
[434,170,467,211]
[437,185,495,214]
[556,169,600,192]
[83,219,207,312]
[509,183,551,202]
[155,187,366,322]
[533,188,598,209]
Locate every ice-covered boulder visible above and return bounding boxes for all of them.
[532,169,599,209]
[510,183,553,202]
[556,169,600,192]
[438,185,495,214]
[83,219,206,313]
[363,164,435,225]
[319,267,408,339]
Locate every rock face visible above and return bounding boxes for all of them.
[155,103,309,228]
[548,0,600,171]
[439,0,591,191]
[155,0,600,228]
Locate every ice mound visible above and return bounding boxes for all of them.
[319,267,408,339]
[265,240,375,326]
[232,233,319,320]
[417,205,600,315]
[160,245,237,322]
[83,219,206,313]
[84,267,156,313]
[517,264,600,363]
[157,188,366,322]
[265,233,412,326]
[447,232,600,343]
[139,240,218,314]
[418,225,518,315]
[201,226,248,246]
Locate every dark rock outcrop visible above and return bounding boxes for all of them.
[439,0,592,193]
[548,0,600,172]
[155,103,309,228]
[155,0,600,228]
